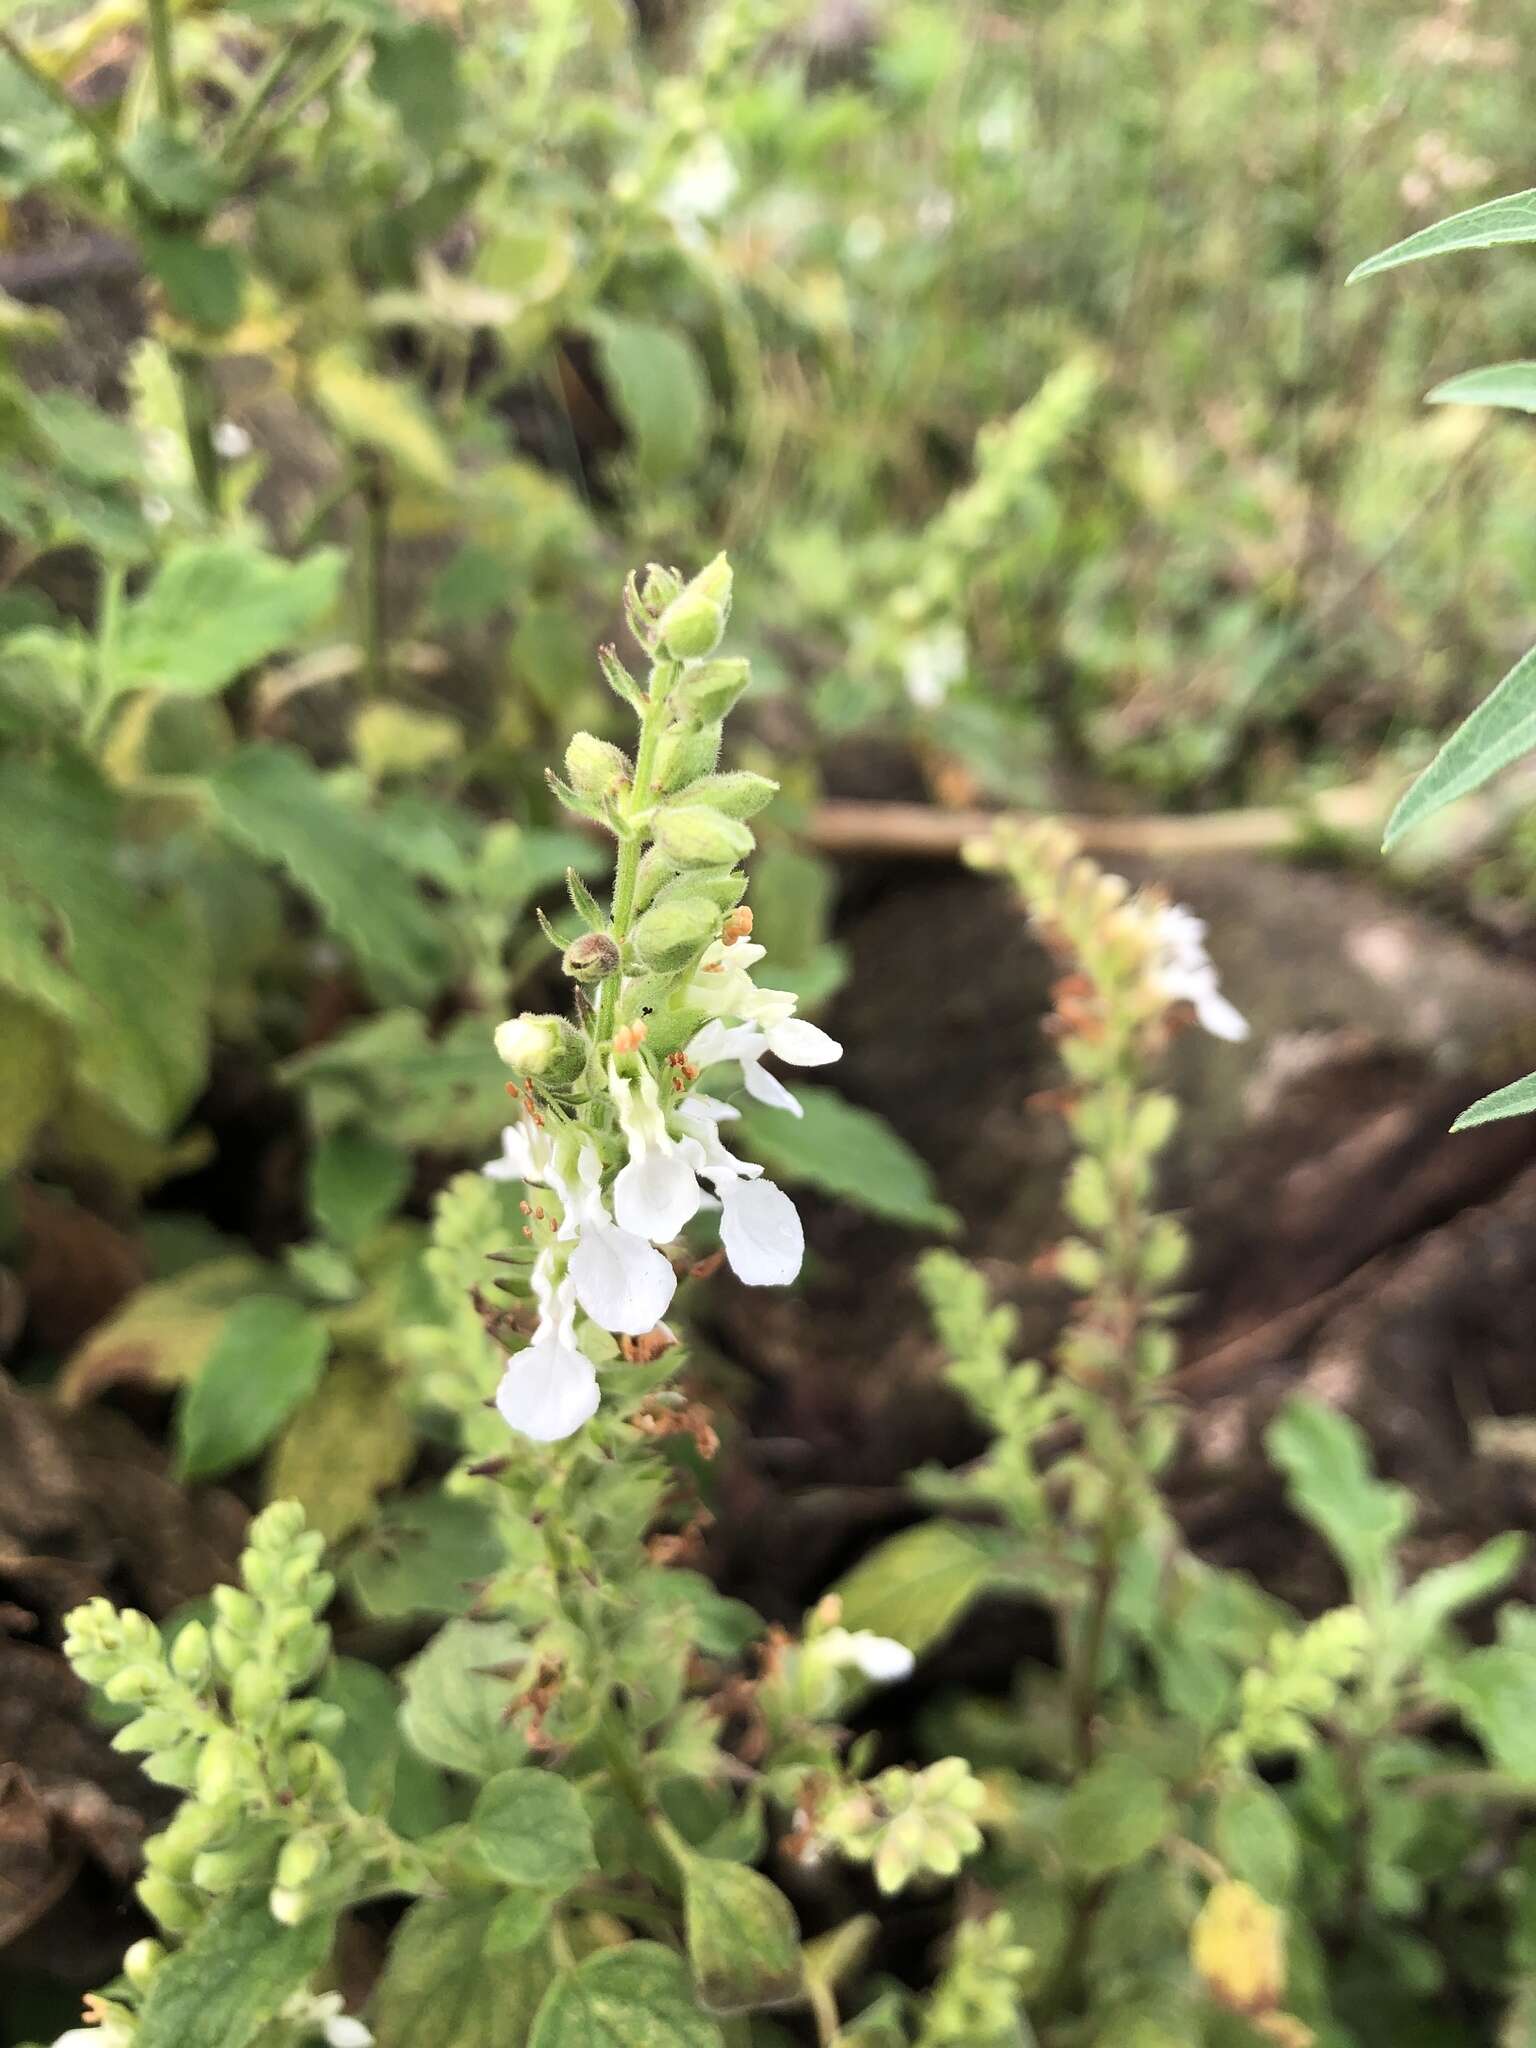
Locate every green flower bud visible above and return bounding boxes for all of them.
[124,1938,166,1988]
[111,1708,186,1755]
[653,720,722,794]
[652,805,754,871]
[640,564,682,611]
[192,1838,274,1893]
[103,1661,170,1707]
[561,931,622,984]
[276,1830,330,1891]
[633,895,721,973]
[650,867,747,914]
[169,1620,212,1688]
[656,552,733,661]
[137,1872,202,1935]
[232,1660,287,1720]
[674,769,779,820]
[141,1738,201,1789]
[564,731,631,802]
[493,1011,587,1083]
[675,656,750,726]
[211,1585,261,1638]
[269,1884,310,1926]
[196,1728,246,1805]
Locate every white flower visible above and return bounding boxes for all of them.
[1151,903,1249,1043]
[54,2030,131,2048]
[822,1627,916,1685]
[213,419,253,460]
[495,1253,600,1442]
[660,135,738,230]
[677,1102,804,1287]
[481,1118,555,1185]
[562,1144,677,1337]
[687,1016,841,1118]
[901,623,968,710]
[610,1061,703,1242]
[281,1990,373,2047]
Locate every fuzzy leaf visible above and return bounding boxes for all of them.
[59,1255,272,1404]
[399,1616,530,1779]
[1059,1756,1173,1879]
[266,1357,414,1542]
[370,1896,553,2048]
[528,1943,723,2048]
[1350,191,1536,281]
[135,1887,333,2048]
[140,229,245,332]
[1451,1070,1536,1131]
[206,744,451,999]
[345,1493,502,1619]
[308,1126,412,1247]
[590,315,711,483]
[832,1520,995,1654]
[470,1769,597,1892]
[1213,1776,1299,1902]
[1383,641,1536,850]
[114,541,342,698]
[370,22,463,152]
[1428,361,1536,413]
[176,1294,329,1480]
[733,1083,957,1232]
[1267,1400,1412,1593]
[677,1849,803,2014]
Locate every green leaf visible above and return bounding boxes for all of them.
[115,541,342,698]
[1212,1775,1299,1902]
[312,351,454,489]
[0,751,210,1136]
[26,391,145,485]
[370,22,464,153]
[1442,1644,1536,1778]
[345,1494,502,1620]
[1427,361,1536,413]
[1397,1533,1526,1655]
[1451,1070,1536,1131]
[400,1616,530,1779]
[734,1083,957,1232]
[318,1659,453,1839]
[266,1356,414,1543]
[135,1887,332,2048]
[831,1520,994,1654]
[308,1126,411,1247]
[1349,190,1536,282]
[469,1769,597,1892]
[370,1896,553,2048]
[676,1847,803,2014]
[529,1943,724,2048]
[140,229,245,332]
[1382,641,1536,850]
[176,1294,329,1480]
[206,743,451,1000]
[1266,1399,1412,1593]
[590,315,711,483]
[120,120,226,217]
[1058,1755,1173,1879]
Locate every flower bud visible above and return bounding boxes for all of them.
[656,552,733,661]
[561,931,621,984]
[276,1829,330,1891]
[675,656,750,726]
[633,895,721,973]
[640,564,682,611]
[192,1839,272,1893]
[674,770,778,820]
[652,805,754,871]
[137,1872,202,1934]
[564,731,630,802]
[653,720,722,794]
[169,1620,212,1688]
[493,1011,586,1083]
[124,1938,166,1988]
[232,1659,287,1720]
[196,1728,246,1805]
[103,1661,169,1706]
[269,1884,310,1926]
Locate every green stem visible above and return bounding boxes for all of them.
[0,28,148,201]
[225,25,363,181]
[219,30,307,164]
[595,663,673,1048]
[359,457,389,695]
[85,558,126,751]
[173,346,220,514]
[144,0,178,120]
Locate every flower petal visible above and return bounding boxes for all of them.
[1195,988,1250,1044]
[846,1631,915,1683]
[613,1148,702,1242]
[720,1176,803,1286]
[495,1338,599,1442]
[742,1058,802,1116]
[766,1018,842,1066]
[569,1220,678,1335]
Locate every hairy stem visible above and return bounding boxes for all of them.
[144,0,178,120]
[595,664,673,1048]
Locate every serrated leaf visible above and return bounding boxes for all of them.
[1451,1070,1536,1131]
[308,1126,411,1246]
[1350,190,1536,281]
[114,541,342,698]
[206,743,451,1000]
[345,1493,501,1619]
[831,1520,994,1654]
[1266,1399,1412,1594]
[400,1616,530,1779]
[677,1848,803,2014]
[1059,1755,1173,1879]
[135,1887,332,2048]
[141,228,245,332]
[1383,641,1536,850]
[59,1255,272,1404]
[733,1083,957,1232]
[590,314,711,484]
[1428,361,1536,413]
[370,1896,553,2048]
[0,751,210,1135]
[470,1768,597,1892]
[312,351,454,489]
[266,1356,414,1542]
[1443,1644,1536,1777]
[176,1294,330,1480]
[528,1943,723,2048]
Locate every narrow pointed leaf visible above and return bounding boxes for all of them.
[1349,190,1536,282]
[1451,1070,1536,1131]
[1382,641,1536,849]
[1428,362,1536,412]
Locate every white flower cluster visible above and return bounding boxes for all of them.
[1150,902,1249,1044]
[484,938,840,1443]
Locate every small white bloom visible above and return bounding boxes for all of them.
[661,135,738,230]
[976,98,1022,156]
[213,419,253,459]
[822,1627,916,1685]
[677,1106,804,1287]
[610,1062,703,1242]
[687,1016,842,1119]
[495,1254,599,1443]
[53,2030,131,2048]
[1151,903,1249,1043]
[562,1144,677,1337]
[901,623,968,710]
[281,1990,373,2048]
[481,1119,554,1185]
[142,493,173,527]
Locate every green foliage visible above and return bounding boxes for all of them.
[175,1295,329,1482]
[735,1085,959,1233]
[134,1888,334,2048]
